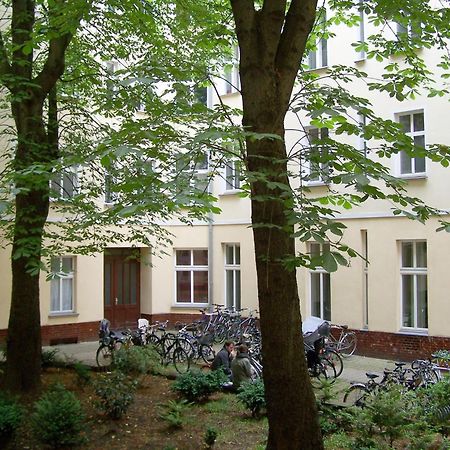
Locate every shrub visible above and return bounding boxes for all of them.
[31,383,85,448]
[204,427,218,448]
[236,380,266,417]
[113,345,161,375]
[72,362,91,386]
[158,400,190,429]
[93,371,138,419]
[41,348,63,368]
[0,394,23,444]
[172,369,227,402]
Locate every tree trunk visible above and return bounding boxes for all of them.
[230,0,322,446]
[5,97,50,393]
[246,123,323,449]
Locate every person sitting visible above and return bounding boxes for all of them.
[211,341,234,378]
[231,344,253,390]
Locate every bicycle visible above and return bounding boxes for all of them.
[326,324,357,357]
[96,319,133,368]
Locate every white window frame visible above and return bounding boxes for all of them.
[224,160,241,192]
[223,46,240,95]
[400,240,428,331]
[50,256,75,314]
[224,244,241,310]
[307,9,328,70]
[395,110,426,178]
[50,166,78,200]
[309,243,331,320]
[174,249,209,306]
[302,127,330,185]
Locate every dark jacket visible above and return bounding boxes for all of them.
[231,352,252,388]
[211,346,232,375]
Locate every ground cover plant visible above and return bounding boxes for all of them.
[2,354,450,449]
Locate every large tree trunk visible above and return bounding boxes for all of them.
[5,97,50,393]
[247,115,323,450]
[230,0,322,447]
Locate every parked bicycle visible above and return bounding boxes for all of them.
[326,324,357,357]
[96,319,133,368]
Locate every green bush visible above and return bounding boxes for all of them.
[0,394,23,444]
[113,345,162,375]
[41,348,63,368]
[31,383,85,448]
[93,371,138,419]
[158,399,190,429]
[204,427,218,448]
[72,362,91,386]
[172,369,227,402]
[236,380,266,417]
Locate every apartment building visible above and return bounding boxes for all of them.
[1,3,449,360]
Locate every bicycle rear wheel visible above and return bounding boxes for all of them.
[339,332,357,357]
[199,344,215,363]
[343,384,369,407]
[172,347,191,374]
[322,349,343,378]
[96,344,113,368]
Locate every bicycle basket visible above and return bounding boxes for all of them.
[197,333,214,345]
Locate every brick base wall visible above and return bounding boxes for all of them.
[0,321,99,346]
[353,329,450,361]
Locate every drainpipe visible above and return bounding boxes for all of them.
[207,177,214,313]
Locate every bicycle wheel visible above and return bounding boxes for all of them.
[322,349,343,378]
[213,323,227,344]
[177,337,195,359]
[96,344,113,368]
[339,332,357,357]
[172,347,191,374]
[343,384,369,407]
[319,356,337,383]
[161,333,177,358]
[199,344,216,363]
[309,361,328,389]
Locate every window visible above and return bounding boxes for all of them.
[175,152,210,201]
[175,250,208,304]
[50,257,74,313]
[303,127,330,183]
[397,111,426,176]
[51,168,77,199]
[309,243,331,320]
[104,168,118,204]
[401,241,427,329]
[106,61,119,98]
[225,160,241,191]
[308,10,328,69]
[396,20,421,41]
[225,244,241,310]
[223,46,240,94]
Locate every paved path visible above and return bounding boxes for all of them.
[45,340,399,384]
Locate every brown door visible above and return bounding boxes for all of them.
[104,248,140,329]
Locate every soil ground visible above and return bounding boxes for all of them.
[3,366,269,450]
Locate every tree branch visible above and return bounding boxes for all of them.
[275,0,318,100]
[0,30,12,90]
[11,0,34,82]
[259,0,287,63]
[34,0,90,96]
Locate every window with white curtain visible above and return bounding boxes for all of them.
[50,257,74,313]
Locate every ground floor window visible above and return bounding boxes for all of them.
[175,249,208,304]
[224,244,240,310]
[401,241,427,329]
[50,257,74,313]
[309,243,331,320]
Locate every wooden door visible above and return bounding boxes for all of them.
[104,248,140,329]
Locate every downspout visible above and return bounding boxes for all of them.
[208,179,214,313]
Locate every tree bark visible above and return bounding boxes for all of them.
[6,94,50,392]
[230,0,323,448]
